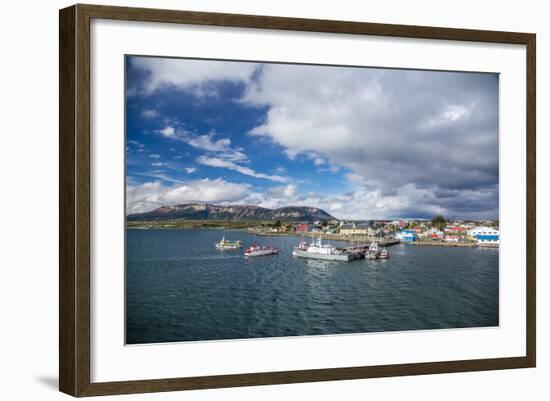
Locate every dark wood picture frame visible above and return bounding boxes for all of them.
[59,3,536,397]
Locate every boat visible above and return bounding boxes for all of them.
[244,244,279,257]
[366,241,380,259]
[378,247,390,259]
[295,239,310,250]
[368,241,380,253]
[215,234,242,250]
[292,236,351,262]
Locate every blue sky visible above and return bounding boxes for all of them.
[125,56,499,220]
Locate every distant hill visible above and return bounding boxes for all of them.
[127,203,335,222]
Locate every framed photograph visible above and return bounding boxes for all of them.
[59,4,536,397]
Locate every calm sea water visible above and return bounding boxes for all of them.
[126,229,499,344]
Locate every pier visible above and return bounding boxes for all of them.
[254,231,400,246]
[337,239,400,261]
[255,231,400,261]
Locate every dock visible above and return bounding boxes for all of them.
[337,239,400,261]
[257,231,400,262]
[255,231,400,246]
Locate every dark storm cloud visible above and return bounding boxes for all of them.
[244,64,499,219]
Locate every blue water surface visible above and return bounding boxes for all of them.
[126,229,499,344]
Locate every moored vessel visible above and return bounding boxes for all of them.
[244,244,280,257]
[378,247,390,259]
[292,236,351,262]
[366,241,380,259]
[295,239,309,250]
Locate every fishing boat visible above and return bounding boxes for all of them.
[378,247,390,259]
[292,236,351,262]
[244,244,279,257]
[295,239,310,251]
[366,241,380,259]
[215,234,242,250]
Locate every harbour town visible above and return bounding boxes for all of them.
[127,204,500,254]
[127,204,500,266]
[208,214,499,261]
[249,218,499,247]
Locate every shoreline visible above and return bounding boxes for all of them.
[127,226,498,249]
[253,231,498,248]
[254,231,400,246]
[410,241,498,248]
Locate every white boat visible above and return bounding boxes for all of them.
[292,236,351,262]
[215,234,242,250]
[244,244,279,257]
[294,239,310,251]
[368,241,380,253]
[378,247,390,259]
[366,241,380,259]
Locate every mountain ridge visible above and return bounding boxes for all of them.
[127,203,335,222]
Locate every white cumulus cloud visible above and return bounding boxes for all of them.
[126,178,251,214]
[130,57,258,95]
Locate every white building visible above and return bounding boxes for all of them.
[467,226,499,244]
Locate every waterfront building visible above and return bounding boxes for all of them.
[445,226,467,233]
[339,223,375,236]
[391,220,407,228]
[425,228,444,239]
[354,223,370,235]
[340,223,356,236]
[445,235,461,242]
[296,223,310,233]
[467,226,500,244]
[396,229,417,242]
